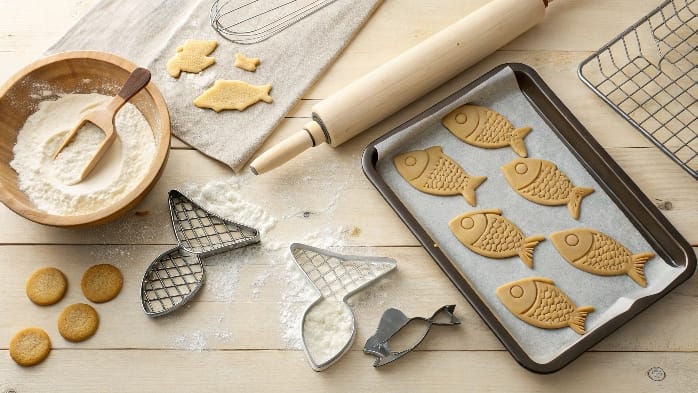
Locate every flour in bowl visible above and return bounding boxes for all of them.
[11,93,156,215]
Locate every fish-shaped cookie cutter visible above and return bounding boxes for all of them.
[290,243,397,371]
[364,305,460,367]
[141,190,260,317]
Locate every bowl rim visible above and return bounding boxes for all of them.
[0,50,171,227]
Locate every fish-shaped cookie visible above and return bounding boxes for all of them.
[234,53,260,72]
[393,146,486,206]
[551,228,654,287]
[166,39,218,78]
[442,104,532,157]
[194,80,273,112]
[502,158,594,220]
[497,277,594,335]
[448,209,544,268]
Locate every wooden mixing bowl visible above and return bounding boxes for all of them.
[0,51,171,227]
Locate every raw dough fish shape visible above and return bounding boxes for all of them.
[551,228,654,287]
[442,104,532,157]
[497,277,594,335]
[449,209,544,268]
[166,39,218,78]
[393,146,486,206]
[234,53,260,72]
[502,157,594,220]
[194,80,273,112]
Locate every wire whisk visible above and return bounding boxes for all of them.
[210,0,337,44]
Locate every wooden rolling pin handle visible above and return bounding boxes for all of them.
[250,0,550,174]
[249,121,326,175]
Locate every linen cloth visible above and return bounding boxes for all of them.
[48,0,380,171]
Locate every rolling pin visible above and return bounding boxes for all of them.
[250,0,552,175]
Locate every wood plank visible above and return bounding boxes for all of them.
[1,245,695,352]
[0,349,695,392]
[1,145,696,245]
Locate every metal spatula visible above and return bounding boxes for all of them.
[52,67,151,184]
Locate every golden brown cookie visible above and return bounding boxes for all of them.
[166,39,218,78]
[25,267,67,306]
[393,146,486,206]
[234,53,260,72]
[497,277,594,335]
[57,303,99,342]
[81,264,123,303]
[502,157,594,220]
[551,228,654,287]
[448,209,544,268]
[194,80,272,112]
[442,104,532,157]
[9,327,51,366]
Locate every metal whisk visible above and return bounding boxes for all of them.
[210,0,337,44]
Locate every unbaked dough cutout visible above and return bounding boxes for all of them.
[194,80,272,112]
[234,53,260,72]
[167,39,218,78]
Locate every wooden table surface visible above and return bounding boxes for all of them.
[1,1,696,391]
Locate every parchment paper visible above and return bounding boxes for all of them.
[374,67,683,364]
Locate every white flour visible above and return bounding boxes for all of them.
[11,93,156,215]
[302,299,354,365]
[167,176,391,355]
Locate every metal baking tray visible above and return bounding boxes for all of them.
[361,63,696,373]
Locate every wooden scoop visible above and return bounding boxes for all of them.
[52,67,151,183]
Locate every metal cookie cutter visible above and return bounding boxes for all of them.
[290,243,397,371]
[141,190,260,317]
[364,305,460,367]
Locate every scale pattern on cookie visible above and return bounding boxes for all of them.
[551,228,654,287]
[393,146,486,206]
[442,104,532,157]
[502,157,594,220]
[497,277,594,335]
[448,209,544,268]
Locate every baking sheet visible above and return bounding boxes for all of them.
[365,64,693,370]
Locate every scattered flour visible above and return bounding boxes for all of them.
[302,299,354,366]
[11,93,156,215]
[167,176,389,355]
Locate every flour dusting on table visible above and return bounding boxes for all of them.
[166,176,387,353]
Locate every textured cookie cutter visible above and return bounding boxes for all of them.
[141,190,260,317]
[290,243,397,371]
[364,305,460,367]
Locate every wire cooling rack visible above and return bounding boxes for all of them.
[578,0,697,179]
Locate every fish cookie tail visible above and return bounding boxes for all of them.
[570,306,595,335]
[567,186,594,220]
[461,176,487,206]
[510,127,532,157]
[166,59,182,78]
[261,84,273,103]
[627,252,654,287]
[518,235,545,269]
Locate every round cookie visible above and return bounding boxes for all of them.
[25,267,68,306]
[57,303,99,342]
[9,327,51,366]
[81,264,123,303]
